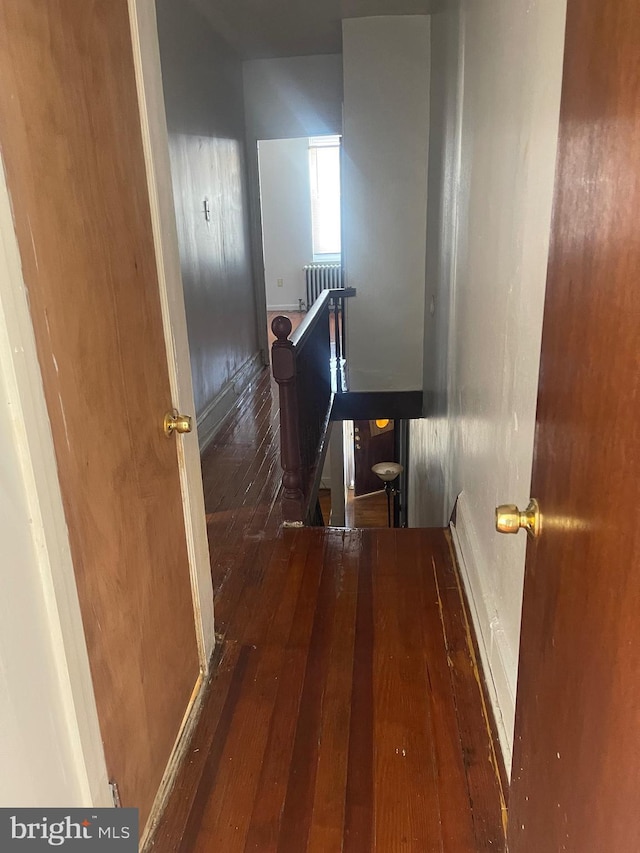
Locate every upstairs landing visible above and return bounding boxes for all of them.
[150,370,506,851]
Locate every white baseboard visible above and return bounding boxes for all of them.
[196,352,263,453]
[450,492,515,776]
[267,303,303,312]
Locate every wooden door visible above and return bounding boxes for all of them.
[0,0,200,829]
[354,419,395,496]
[508,1,640,849]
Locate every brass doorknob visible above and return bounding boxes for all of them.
[164,410,192,438]
[495,498,541,538]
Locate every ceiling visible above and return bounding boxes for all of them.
[191,0,437,60]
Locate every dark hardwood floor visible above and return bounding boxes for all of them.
[201,368,283,637]
[149,368,507,852]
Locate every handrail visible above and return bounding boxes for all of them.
[271,286,355,525]
[290,287,356,349]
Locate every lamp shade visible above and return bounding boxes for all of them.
[371,462,403,482]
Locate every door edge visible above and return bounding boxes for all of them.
[128,0,216,669]
[139,671,207,849]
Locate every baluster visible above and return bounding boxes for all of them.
[271,316,304,524]
[333,295,342,392]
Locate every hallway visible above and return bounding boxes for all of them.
[150,371,506,852]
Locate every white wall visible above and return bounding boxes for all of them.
[258,138,313,311]
[410,0,566,770]
[0,364,85,806]
[342,16,430,391]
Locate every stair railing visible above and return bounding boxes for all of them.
[271,287,355,524]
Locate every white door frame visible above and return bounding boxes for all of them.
[129,3,217,837]
[128,0,216,669]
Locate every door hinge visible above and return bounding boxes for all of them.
[109,781,122,808]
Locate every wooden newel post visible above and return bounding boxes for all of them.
[271,316,305,524]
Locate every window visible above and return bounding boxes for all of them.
[309,135,341,259]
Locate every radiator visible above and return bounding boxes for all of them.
[304,263,343,306]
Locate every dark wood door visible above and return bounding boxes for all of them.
[354,419,395,496]
[508,1,640,849]
[0,0,200,830]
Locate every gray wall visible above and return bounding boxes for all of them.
[243,55,343,141]
[342,16,430,391]
[156,0,260,446]
[408,7,461,527]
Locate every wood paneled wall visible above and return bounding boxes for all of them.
[156,0,259,423]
